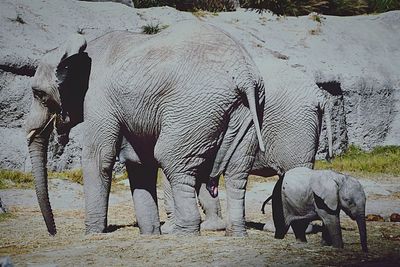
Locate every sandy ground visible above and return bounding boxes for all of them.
[1,174,399,266]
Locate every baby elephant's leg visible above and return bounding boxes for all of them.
[291,220,309,242]
[321,223,332,246]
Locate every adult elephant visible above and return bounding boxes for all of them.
[163,71,333,236]
[25,21,266,236]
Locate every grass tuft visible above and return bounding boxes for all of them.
[0,168,130,190]
[9,14,26,24]
[0,169,34,189]
[315,145,400,176]
[141,23,168,34]
[0,212,15,222]
[49,169,84,184]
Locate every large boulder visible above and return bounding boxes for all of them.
[79,0,134,7]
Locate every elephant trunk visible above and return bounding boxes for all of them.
[356,214,368,253]
[28,132,56,235]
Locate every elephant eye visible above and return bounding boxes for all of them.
[32,89,49,106]
[32,88,46,99]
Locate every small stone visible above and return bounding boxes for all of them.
[390,213,400,222]
[365,214,385,222]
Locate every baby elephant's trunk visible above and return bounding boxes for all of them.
[356,214,368,253]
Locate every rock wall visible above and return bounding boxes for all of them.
[205,10,400,158]
[0,0,399,171]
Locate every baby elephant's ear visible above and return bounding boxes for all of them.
[311,176,339,211]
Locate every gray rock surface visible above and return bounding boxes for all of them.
[0,1,399,171]
[79,0,134,7]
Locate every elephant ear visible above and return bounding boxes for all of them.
[56,35,91,125]
[311,176,339,212]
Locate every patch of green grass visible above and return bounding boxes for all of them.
[0,212,15,222]
[9,14,26,24]
[316,145,400,176]
[141,23,168,34]
[0,168,85,189]
[309,13,324,23]
[0,169,34,189]
[0,167,130,190]
[192,9,220,18]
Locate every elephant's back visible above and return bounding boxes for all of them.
[87,31,151,68]
[88,21,260,85]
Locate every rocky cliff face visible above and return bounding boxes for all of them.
[0,0,399,171]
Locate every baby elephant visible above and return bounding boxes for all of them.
[268,167,367,252]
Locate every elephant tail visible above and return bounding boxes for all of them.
[209,81,265,179]
[261,194,273,214]
[324,101,333,161]
[246,79,265,153]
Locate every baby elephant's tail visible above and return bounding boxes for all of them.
[261,194,273,214]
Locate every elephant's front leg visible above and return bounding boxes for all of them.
[224,128,258,237]
[291,220,309,242]
[126,162,160,234]
[82,120,119,234]
[317,210,344,249]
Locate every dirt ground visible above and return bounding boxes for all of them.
[1,174,399,266]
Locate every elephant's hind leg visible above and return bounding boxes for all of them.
[160,171,175,234]
[82,119,120,234]
[224,127,258,237]
[198,183,226,231]
[126,162,161,235]
[168,174,201,235]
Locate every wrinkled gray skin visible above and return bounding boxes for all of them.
[117,138,223,232]
[160,169,226,233]
[163,81,333,236]
[25,22,266,236]
[271,167,367,252]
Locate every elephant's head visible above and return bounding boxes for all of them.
[25,34,91,235]
[311,174,367,252]
[338,176,367,252]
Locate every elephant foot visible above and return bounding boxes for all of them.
[200,216,226,231]
[225,228,248,237]
[171,226,200,236]
[296,238,308,243]
[331,240,344,249]
[171,220,200,236]
[85,227,106,235]
[139,225,161,235]
[161,219,175,234]
[85,222,107,234]
[262,221,275,232]
[320,238,332,247]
